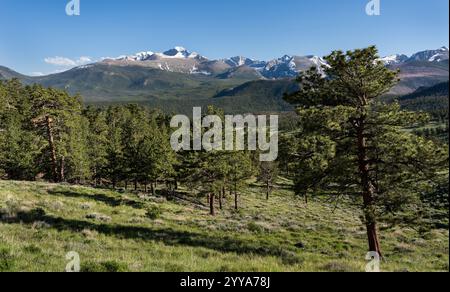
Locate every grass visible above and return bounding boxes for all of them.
[0,179,448,272]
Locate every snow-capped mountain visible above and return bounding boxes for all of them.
[96,46,449,79]
[115,47,207,62]
[223,56,256,67]
[2,45,448,110]
[262,55,298,78]
[379,54,409,65]
[101,46,330,79]
[408,46,449,62]
[379,47,449,65]
[218,55,328,79]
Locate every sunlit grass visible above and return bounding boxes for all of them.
[0,180,448,272]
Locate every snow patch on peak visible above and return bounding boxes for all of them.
[133,51,155,61]
[161,46,206,60]
[308,55,328,67]
[225,56,256,67]
[174,46,187,52]
[409,47,449,63]
[379,54,408,65]
[112,46,207,62]
[280,55,294,62]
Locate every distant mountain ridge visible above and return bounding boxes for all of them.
[1,46,448,113]
[379,47,449,65]
[101,46,330,79]
[101,46,448,79]
[400,81,449,101]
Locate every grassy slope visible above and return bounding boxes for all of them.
[0,179,448,272]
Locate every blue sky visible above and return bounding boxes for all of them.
[0,0,448,75]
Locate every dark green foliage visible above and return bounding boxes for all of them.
[146,205,162,220]
[0,246,15,272]
[0,80,177,190]
[398,81,449,122]
[0,80,90,182]
[284,46,449,254]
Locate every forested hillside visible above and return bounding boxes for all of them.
[1,47,448,272]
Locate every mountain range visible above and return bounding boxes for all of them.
[1,46,448,113]
[101,46,330,79]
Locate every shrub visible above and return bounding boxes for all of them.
[0,197,21,220]
[280,251,304,266]
[247,222,264,233]
[0,246,15,272]
[146,205,162,220]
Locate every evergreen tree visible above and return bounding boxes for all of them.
[257,161,279,200]
[29,85,89,182]
[84,106,109,185]
[284,46,449,256]
[228,151,253,210]
[105,106,127,189]
[0,80,44,180]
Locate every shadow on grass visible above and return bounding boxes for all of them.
[1,208,297,260]
[47,190,146,209]
[248,182,293,192]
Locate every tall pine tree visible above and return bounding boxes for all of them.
[284,46,449,256]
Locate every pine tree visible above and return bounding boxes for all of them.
[228,151,253,210]
[257,161,279,200]
[284,46,449,256]
[105,106,127,189]
[84,106,109,185]
[0,80,44,180]
[28,85,90,182]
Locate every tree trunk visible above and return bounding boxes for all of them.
[234,181,238,210]
[266,181,270,200]
[219,191,223,210]
[134,179,138,191]
[125,181,128,190]
[93,168,98,187]
[357,119,382,257]
[59,156,65,182]
[209,193,215,216]
[151,183,155,196]
[45,116,59,182]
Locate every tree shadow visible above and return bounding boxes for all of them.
[47,190,146,209]
[1,208,295,259]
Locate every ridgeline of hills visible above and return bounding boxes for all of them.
[1,46,448,114]
[398,81,449,121]
[400,81,449,101]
